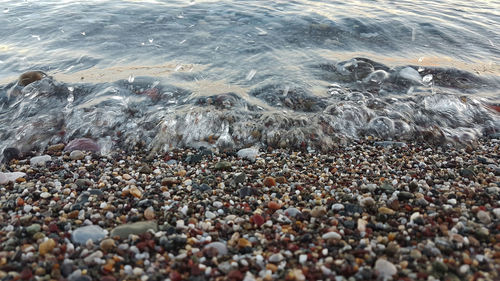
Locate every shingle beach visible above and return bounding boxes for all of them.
[0,137,499,281]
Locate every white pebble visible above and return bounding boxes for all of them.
[299,254,307,264]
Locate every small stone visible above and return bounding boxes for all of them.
[322,231,341,240]
[233,172,246,185]
[72,225,106,244]
[30,155,51,166]
[18,71,44,86]
[263,177,276,187]
[477,211,491,224]
[267,201,281,211]
[100,239,116,252]
[378,207,395,215]
[398,192,414,201]
[110,221,158,239]
[69,150,85,160]
[374,258,397,279]
[238,238,252,248]
[493,208,500,219]
[40,192,51,199]
[48,143,65,152]
[122,174,132,180]
[311,206,327,217]
[237,147,259,162]
[268,253,284,263]
[129,186,142,198]
[83,250,103,264]
[410,249,422,260]
[299,254,307,264]
[214,161,232,171]
[26,224,41,235]
[460,168,475,179]
[360,197,376,207]
[204,242,228,256]
[284,207,301,217]
[332,203,344,211]
[144,207,155,220]
[138,165,152,174]
[432,261,448,273]
[252,214,265,227]
[39,239,56,255]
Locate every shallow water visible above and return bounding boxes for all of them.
[1,0,499,156]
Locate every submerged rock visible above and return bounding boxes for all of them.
[64,138,100,152]
[18,71,46,87]
[0,171,26,184]
[2,147,21,162]
[30,155,52,166]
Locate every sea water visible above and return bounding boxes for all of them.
[0,0,499,156]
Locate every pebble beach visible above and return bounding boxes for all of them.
[0,137,499,281]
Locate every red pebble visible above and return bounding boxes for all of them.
[101,276,117,281]
[252,214,265,227]
[268,201,281,210]
[227,270,244,280]
[20,268,32,280]
[263,177,276,187]
[170,271,182,281]
[48,223,59,233]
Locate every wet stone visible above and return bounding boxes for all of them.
[3,147,21,162]
[70,150,85,160]
[72,225,106,244]
[30,155,51,166]
[233,172,246,185]
[344,204,363,215]
[374,258,397,279]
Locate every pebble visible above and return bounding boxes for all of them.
[378,207,395,215]
[72,225,107,244]
[332,203,344,211]
[493,208,500,219]
[374,258,397,279]
[237,147,259,162]
[30,155,51,166]
[322,232,341,240]
[3,147,21,162]
[110,221,158,239]
[70,150,85,160]
[99,239,116,252]
[263,177,276,187]
[64,138,100,152]
[144,206,155,220]
[0,171,26,184]
[39,239,56,255]
[477,210,491,224]
[268,253,284,263]
[204,242,228,256]
[26,224,41,235]
[214,161,232,170]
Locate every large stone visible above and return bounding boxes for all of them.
[237,147,259,162]
[64,138,100,152]
[30,155,51,166]
[110,221,157,239]
[3,147,21,162]
[72,225,107,244]
[0,172,26,184]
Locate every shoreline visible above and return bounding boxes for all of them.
[0,138,498,280]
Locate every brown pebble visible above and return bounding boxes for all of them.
[144,207,155,220]
[39,239,56,255]
[47,143,65,152]
[130,186,142,198]
[263,177,276,187]
[238,238,252,248]
[268,201,281,211]
[311,206,327,217]
[18,71,45,87]
[100,239,116,252]
[378,207,395,215]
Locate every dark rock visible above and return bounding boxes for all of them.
[460,168,475,180]
[185,154,202,164]
[239,187,259,198]
[344,204,363,215]
[398,192,414,201]
[138,165,153,174]
[3,147,21,162]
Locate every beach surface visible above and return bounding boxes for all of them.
[0,138,499,281]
